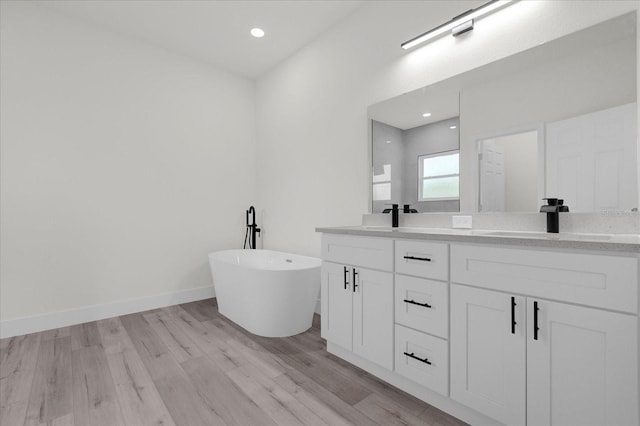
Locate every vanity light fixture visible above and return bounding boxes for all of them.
[422,112,432,117]
[452,20,474,37]
[250,28,265,38]
[401,0,513,50]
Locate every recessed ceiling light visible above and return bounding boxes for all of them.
[250,28,265,38]
[422,112,432,117]
[450,125,457,129]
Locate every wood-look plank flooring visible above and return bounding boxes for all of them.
[1,299,467,426]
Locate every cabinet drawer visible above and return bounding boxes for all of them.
[395,325,448,396]
[395,275,448,339]
[451,244,638,313]
[395,240,448,280]
[322,234,393,271]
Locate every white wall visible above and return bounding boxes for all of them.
[256,0,639,256]
[0,2,256,323]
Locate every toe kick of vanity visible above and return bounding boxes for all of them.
[319,231,639,426]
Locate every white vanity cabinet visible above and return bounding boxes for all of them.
[526,299,637,426]
[318,230,639,426]
[393,239,450,396]
[450,285,526,425]
[450,244,639,426]
[320,234,394,369]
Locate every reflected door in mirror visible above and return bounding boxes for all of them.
[546,103,637,213]
[479,131,539,212]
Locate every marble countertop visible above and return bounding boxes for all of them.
[316,226,640,253]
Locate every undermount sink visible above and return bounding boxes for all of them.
[361,227,492,235]
[359,227,616,241]
[362,226,462,233]
[484,230,613,241]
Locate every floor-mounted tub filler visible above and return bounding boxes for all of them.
[208,249,321,337]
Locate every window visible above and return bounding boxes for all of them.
[418,151,459,201]
[372,164,391,201]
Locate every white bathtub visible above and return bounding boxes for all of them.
[208,249,321,337]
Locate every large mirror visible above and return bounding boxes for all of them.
[369,12,637,214]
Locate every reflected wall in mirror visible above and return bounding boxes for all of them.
[370,82,460,213]
[372,116,460,213]
[369,11,637,214]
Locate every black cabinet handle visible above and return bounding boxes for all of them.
[511,297,517,334]
[403,299,432,309]
[343,266,349,290]
[403,255,431,262]
[533,301,540,340]
[403,352,431,365]
[352,269,359,292]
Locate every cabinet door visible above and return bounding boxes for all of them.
[450,285,526,425]
[320,262,352,350]
[353,268,393,370]
[527,300,638,426]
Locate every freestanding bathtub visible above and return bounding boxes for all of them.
[208,249,321,337]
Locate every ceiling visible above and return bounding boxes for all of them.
[38,0,365,79]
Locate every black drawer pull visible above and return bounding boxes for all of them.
[403,299,432,309]
[403,255,432,262]
[404,352,431,365]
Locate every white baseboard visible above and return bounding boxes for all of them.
[0,286,215,339]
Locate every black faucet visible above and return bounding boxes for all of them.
[382,204,400,227]
[540,198,569,233]
[245,206,261,249]
[403,204,418,213]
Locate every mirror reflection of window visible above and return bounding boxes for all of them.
[371,120,403,211]
[370,116,460,213]
[419,151,460,201]
[372,164,391,201]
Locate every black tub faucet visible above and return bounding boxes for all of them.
[540,198,569,233]
[245,206,261,249]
